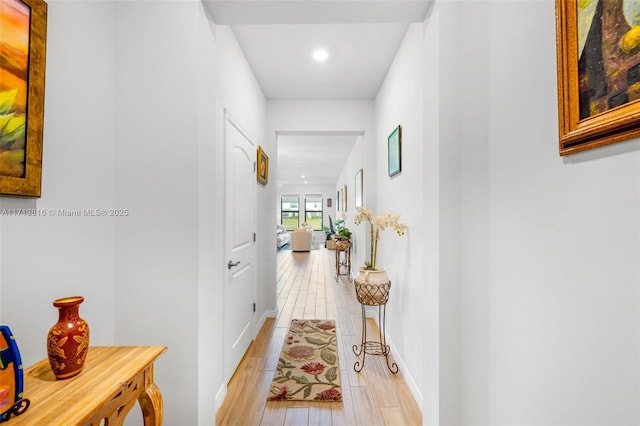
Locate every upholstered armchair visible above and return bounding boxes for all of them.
[290,228,313,251]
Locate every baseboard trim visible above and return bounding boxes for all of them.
[216,310,275,421]
[384,332,424,412]
[215,383,227,413]
[365,314,424,413]
[257,309,277,336]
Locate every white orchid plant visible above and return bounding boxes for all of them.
[353,207,407,270]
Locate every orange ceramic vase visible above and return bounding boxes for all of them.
[46,296,90,380]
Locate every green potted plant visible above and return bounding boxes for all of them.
[335,227,352,241]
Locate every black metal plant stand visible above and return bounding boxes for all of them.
[352,280,398,374]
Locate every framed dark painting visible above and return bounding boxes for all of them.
[0,0,47,197]
[388,125,401,176]
[556,0,640,155]
[257,145,269,185]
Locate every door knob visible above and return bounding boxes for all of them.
[228,260,240,269]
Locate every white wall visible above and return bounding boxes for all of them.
[196,7,219,425]
[422,5,444,425]
[214,25,272,346]
[115,5,268,425]
[371,23,426,408]
[433,1,640,425]
[114,3,205,424]
[268,101,374,135]
[0,0,117,368]
[334,134,372,273]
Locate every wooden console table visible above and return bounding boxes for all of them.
[11,346,167,426]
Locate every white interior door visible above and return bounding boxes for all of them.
[223,111,256,383]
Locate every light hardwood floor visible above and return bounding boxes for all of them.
[216,246,422,425]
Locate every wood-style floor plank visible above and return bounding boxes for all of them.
[263,326,287,371]
[350,387,382,426]
[260,402,287,426]
[309,403,333,426]
[284,407,309,426]
[330,385,357,426]
[216,246,422,425]
[379,407,410,426]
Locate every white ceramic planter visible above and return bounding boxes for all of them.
[354,267,390,305]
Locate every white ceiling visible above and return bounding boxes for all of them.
[277,134,359,185]
[202,0,431,185]
[231,23,409,100]
[203,1,432,26]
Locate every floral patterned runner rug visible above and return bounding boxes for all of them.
[268,319,342,402]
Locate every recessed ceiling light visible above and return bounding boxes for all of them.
[312,49,329,62]
[304,181,308,184]
[300,175,305,178]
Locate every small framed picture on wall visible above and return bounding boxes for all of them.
[388,125,402,177]
[355,169,363,208]
[257,145,269,185]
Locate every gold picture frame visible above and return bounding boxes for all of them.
[257,145,269,185]
[556,0,640,155]
[0,0,47,197]
[342,184,347,212]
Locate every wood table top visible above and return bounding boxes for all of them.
[12,346,167,425]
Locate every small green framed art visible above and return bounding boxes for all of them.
[388,125,401,177]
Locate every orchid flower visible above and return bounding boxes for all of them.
[354,207,407,270]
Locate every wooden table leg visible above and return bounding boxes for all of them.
[138,366,164,426]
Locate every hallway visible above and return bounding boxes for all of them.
[216,247,422,425]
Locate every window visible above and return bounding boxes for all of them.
[304,195,323,231]
[281,195,299,231]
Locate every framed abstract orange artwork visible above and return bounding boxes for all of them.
[0,0,47,196]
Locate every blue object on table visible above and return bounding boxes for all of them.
[0,326,30,422]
